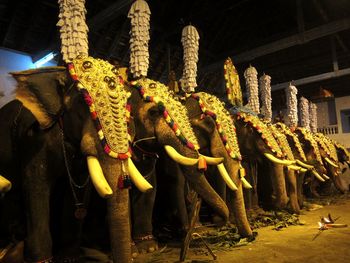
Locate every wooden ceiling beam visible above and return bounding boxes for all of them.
[201,17,350,72]
[87,0,132,31]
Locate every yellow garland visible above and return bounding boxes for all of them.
[275,122,306,161]
[270,124,294,160]
[136,78,200,150]
[296,127,323,165]
[195,92,242,160]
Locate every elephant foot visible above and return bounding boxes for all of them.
[212,214,226,226]
[134,235,159,254]
[0,241,24,263]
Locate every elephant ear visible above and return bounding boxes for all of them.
[10,66,70,129]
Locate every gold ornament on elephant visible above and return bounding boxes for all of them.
[314,133,338,162]
[269,124,294,160]
[134,78,200,150]
[194,92,242,160]
[68,56,131,157]
[296,127,323,165]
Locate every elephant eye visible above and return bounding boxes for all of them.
[108,79,116,89]
[83,61,92,69]
[111,67,119,75]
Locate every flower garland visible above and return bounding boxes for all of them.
[275,122,306,161]
[130,78,200,151]
[191,93,242,160]
[309,102,318,133]
[314,133,338,162]
[180,25,200,93]
[295,127,323,165]
[68,57,132,160]
[285,84,298,128]
[259,74,272,122]
[299,97,310,130]
[128,0,151,78]
[244,65,260,113]
[270,124,294,160]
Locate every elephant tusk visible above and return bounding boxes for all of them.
[202,155,224,165]
[164,145,198,166]
[346,160,350,166]
[87,156,113,198]
[311,169,325,182]
[296,159,314,169]
[239,167,252,189]
[264,153,295,166]
[0,175,12,193]
[127,158,153,193]
[299,168,308,173]
[217,163,238,191]
[288,165,302,171]
[322,173,330,180]
[325,157,339,168]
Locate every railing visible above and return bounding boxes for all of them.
[317,125,338,135]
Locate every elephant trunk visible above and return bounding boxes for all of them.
[269,164,289,209]
[103,159,132,263]
[285,169,300,214]
[182,165,229,222]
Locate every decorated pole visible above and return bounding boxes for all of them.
[244,65,260,114]
[57,0,89,63]
[299,96,310,130]
[224,57,243,106]
[259,73,272,122]
[309,102,318,133]
[285,83,298,130]
[128,0,151,78]
[180,25,200,93]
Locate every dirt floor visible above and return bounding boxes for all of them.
[135,196,350,263]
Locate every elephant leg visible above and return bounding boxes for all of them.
[23,163,53,262]
[297,172,305,208]
[131,157,158,254]
[206,166,226,225]
[285,170,300,214]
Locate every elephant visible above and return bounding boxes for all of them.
[226,106,297,213]
[273,122,312,209]
[0,57,230,263]
[293,127,328,198]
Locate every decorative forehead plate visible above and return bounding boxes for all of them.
[192,92,242,160]
[131,78,199,150]
[296,127,323,165]
[68,56,131,159]
[314,133,338,162]
[275,122,306,161]
[232,108,284,158]
[270,124,294,160]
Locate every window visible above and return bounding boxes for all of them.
[340,109,350,133]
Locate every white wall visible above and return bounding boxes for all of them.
[0,48,56,108]
[316,95,350,148]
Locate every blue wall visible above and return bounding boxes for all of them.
[0,48,56,107]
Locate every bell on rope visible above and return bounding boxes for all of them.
[198,155,207,171]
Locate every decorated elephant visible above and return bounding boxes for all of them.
[0,57,230,263]
[294,127,329,198]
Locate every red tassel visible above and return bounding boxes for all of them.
[198,155,207,171]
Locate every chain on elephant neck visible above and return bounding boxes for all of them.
[60,128,90,220]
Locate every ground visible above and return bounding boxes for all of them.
[135,196,350,263]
